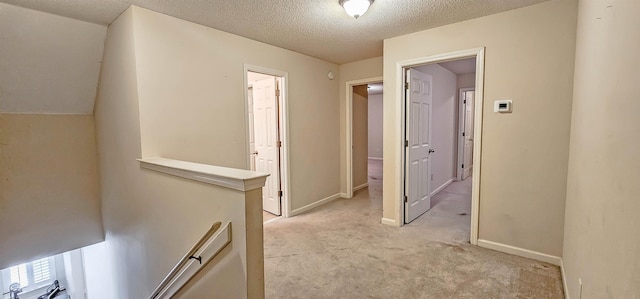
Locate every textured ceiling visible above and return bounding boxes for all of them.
[1,0,549,64]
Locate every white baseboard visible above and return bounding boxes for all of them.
[477,239,561,266]
[340,192,349,198]
[368,157,383,161]
[560,259,570,299]
[430,178,454,197]
[353,182,368,192]
[263,216,282,225]
[381,217,398,226]
[290,193,341,216]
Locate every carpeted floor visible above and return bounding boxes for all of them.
[263,210,280,223]
[263,160,564,298]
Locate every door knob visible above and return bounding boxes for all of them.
[428,149,435,154]
[252,151,258,155]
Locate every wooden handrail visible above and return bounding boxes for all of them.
[149,221,232,299]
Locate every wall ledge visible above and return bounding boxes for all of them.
[138,157,269,191]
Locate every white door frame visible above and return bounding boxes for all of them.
[457,87,475,181]
[396,48,485,245]
[243,64,291,218]
[345,76,383,198]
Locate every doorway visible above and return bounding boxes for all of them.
[397,48,485,244]
[345,76,383,198]
[351,82,384,198]
[404,58,476,223]
[245,65,290,220]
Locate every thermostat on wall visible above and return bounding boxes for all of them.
[494,100,512,113]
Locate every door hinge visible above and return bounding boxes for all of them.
[278,190,283,197]
[405,82,409,90]
[404,140,408,147]
[464,100,467,104]
[462,164,464,168]
[277,140,282,148]
[404,195,408,203]
[275,89,280,97]
[462,132,465,137]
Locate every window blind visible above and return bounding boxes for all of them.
[9,264,29,287]
[32,258,52,284]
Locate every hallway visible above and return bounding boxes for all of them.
[263,160,563,298]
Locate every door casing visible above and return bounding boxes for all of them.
[395,48,485,245]
[243,64,291,218]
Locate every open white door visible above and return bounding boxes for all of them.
[252,77,282,216]
[404,69,433,223]
[248,87,256,171]
[462,90,474,179]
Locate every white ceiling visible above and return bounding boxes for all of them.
[0,0,549,64]
[439,58,477,75]
[368,83,383,95]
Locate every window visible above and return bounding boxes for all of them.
[1,257,56,296]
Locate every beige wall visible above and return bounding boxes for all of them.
[85,7,142,298]
[0,114,103,269]
[338,57,383,195]
[352,85,369,188]
[0,3,106,114]
[86,6,341,297]
[89,7,253,298]
[562,0,640,298]
[414,64,458,194]
[131,7,340,211]
[383,0,577,257]
[367,93,383,159]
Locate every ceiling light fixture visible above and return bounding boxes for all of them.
[339,0,374,19]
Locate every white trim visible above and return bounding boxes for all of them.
[345,76,384,199]
[477,239,561,266]
[263,217,282,225]
[380,218,398,226]
[395,47,485,247]
[367,157,383,161]
[457,87,475,181]
[243,64,292,218]
[393,60,405,227]
[561,259,570,299]
[340,193,349,198]
[0,112,94,115]
[430,178,454,197]
[353,182,369,192]
[470,49,485,245]
[138,157,268,191]
[63,249,87,299]
[290,193,341,216]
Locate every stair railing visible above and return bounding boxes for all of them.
[148,221,232,299]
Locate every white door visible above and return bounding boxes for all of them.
[248,86,256,171]
[462,91,474,179]
[252,78,281,215]
[404,69,433,223]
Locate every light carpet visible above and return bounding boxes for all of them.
[264,160,563,298]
